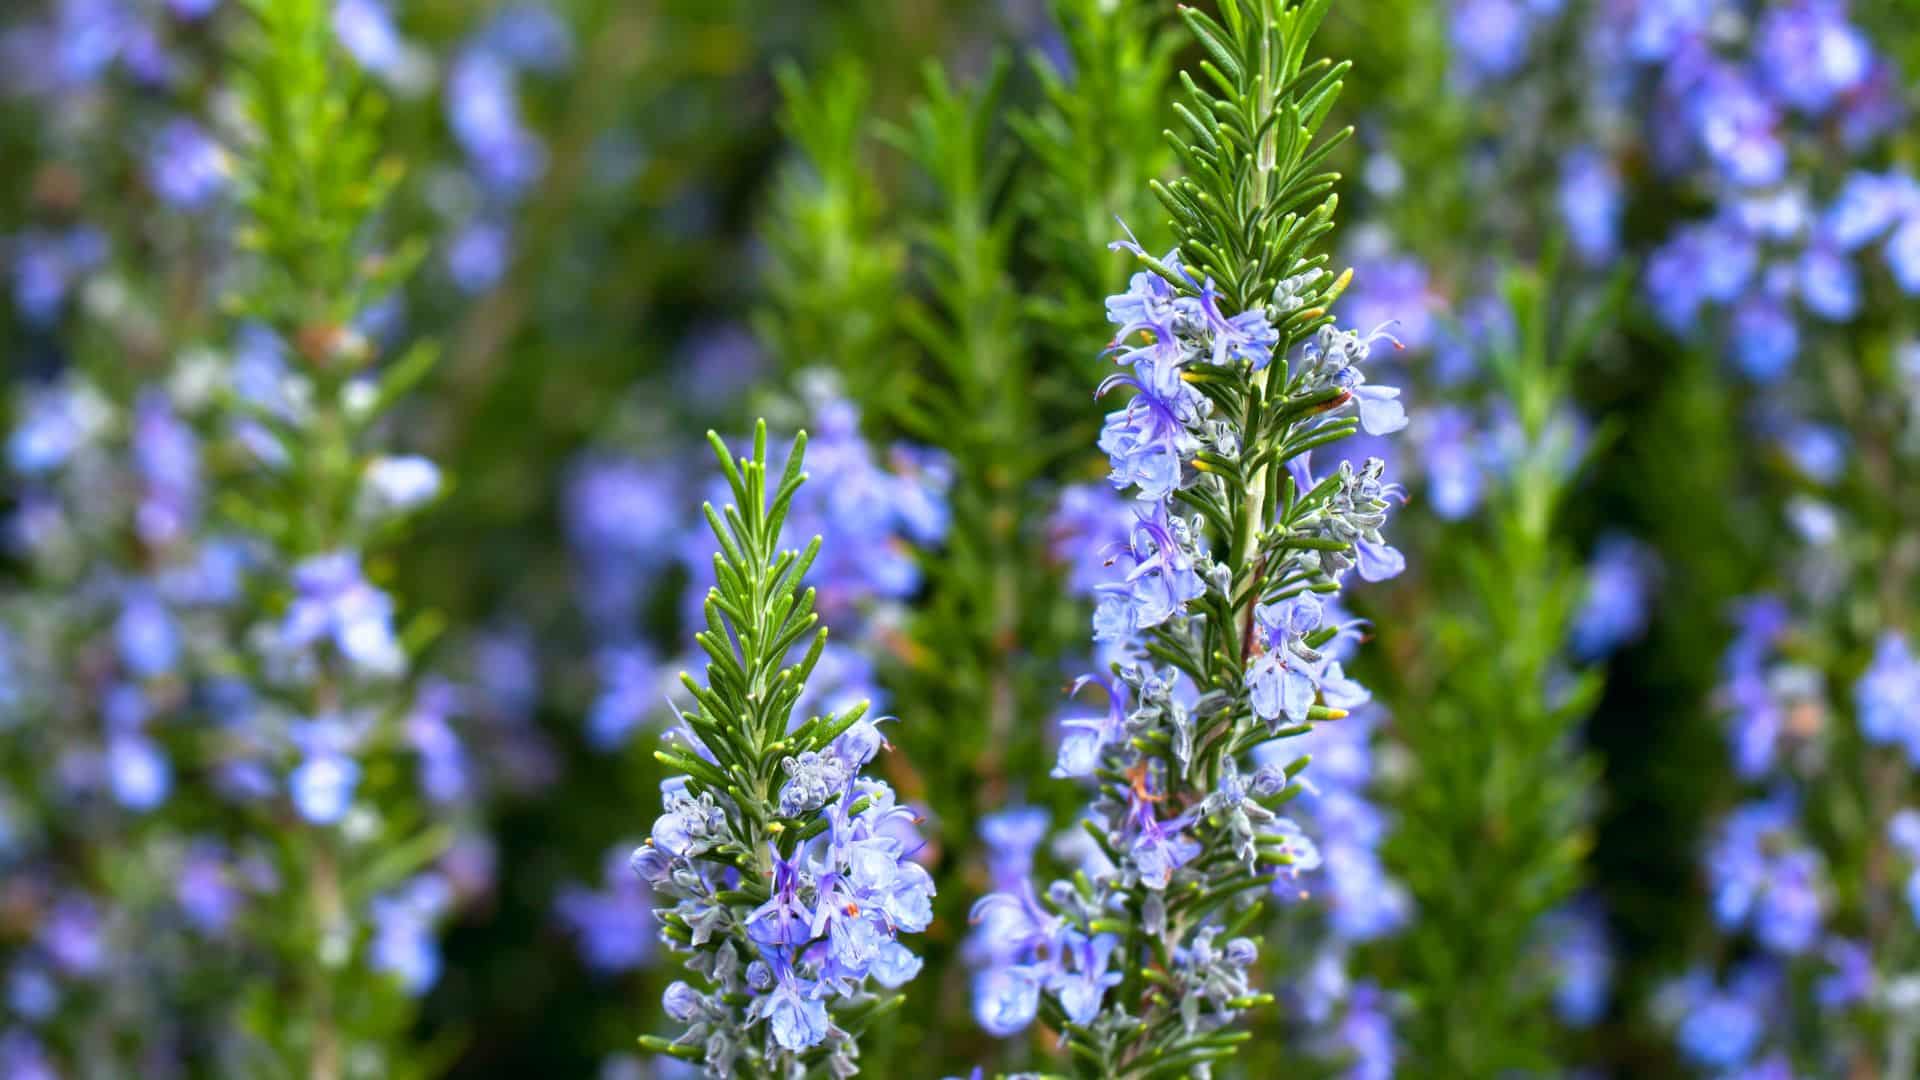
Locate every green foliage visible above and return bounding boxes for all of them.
[1375,262,1608,1077]
[222,4,451,1075]
[1157,0,1350,316]
[665,422,834,841]
[231,0,418,333]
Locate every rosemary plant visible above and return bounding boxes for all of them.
[1378,262,1610,1077]
[971,1,1413,1074]
[633,423,933,1076]
[215,1,461,1073]
[756,4,1180,1068]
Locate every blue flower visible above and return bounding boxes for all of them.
[1333,982,1397,1080]
[1339,254,1436,353]
[1247,597,1325,726]
[7,378,106,472]
[1889,216,1920,294]
[1196,282,1279,368]
[147,119,228,209]
[1815,938,1873,1011]
[281,552,405,677]
[364,455,443,515]
[1097,369,1203,501]
[1092,503,1208,642]
[1048,483,1134,598]
[290,753,359,825]
[107,733,171,812]
[1796,245,1861,321]
[1559,147,1623,264]
[1821,171,1917,252]
[1570,535,1657,660]
[1124,779,1200,890]
[1051,930,1122,1025]
[116,591,180,679]
[1664,965,1778,1071]
[1450,0,1533,82]
[333,0,428,88]
[477,4,575,72]
[1729,296,1799,382]
[973,963,1045,1037]
[1754,0,1871,115]
[447,48,547,194]
[370,876,451,994]
[1538,904,1613,1028]
[979,806,1051,889]
[588,646,661,750]
[747,848,814,948]
[1646,220,1757,332]
[1054,674,1129,778]
[1857,632,1920,761]
[1706,796,1826,955]
[748,954,832,1052]
[1685,64,1785,189]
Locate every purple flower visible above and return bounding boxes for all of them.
[1754,0,1870,115]
[447,50,546,195]
[747,848,814,949]
[1571,535,1657,659]
[289,716,368,824]
[1450,0,1533,81]
[281,552,405,676]
[1796,245,1860,321]
[1054,674,1129,778]
[1821,171,1917,252]
[177,843,243,934]
[1888,216,1920,295]
[1051,931,1122,1024]
[333,0,427,89]
[1334,983,1397,1080]
[0,1030,57,1080]
[1729,296,1798,382]
[1664,965,1778,1071]
[1816,938,1873,1010]
[1559,147,1623,265]
[1097,367,1204,501]
[107,733,170,811]
[1686,64,1785,189]
[10,228,107,326]
[364,455,442,514]
[1539,904,1613,1027]
[1048,483,1133,597]
[979,806,1050,889]
[40,896,105,976]
[446,219,511,293]
[1247,596,1326,726]
[973,963,1044,1037]
[1091,504,1207,642]
[132,390,201,544]
[147,119,228,209]
[1706,796,1826,955]
[370,875,451,994]
[558,845,653,973]
[478,4,574,72]
[1196,282,1279,368]
[1856,632,1920,761]
[116,591,180,679]
[748,954,831,1051]
[1125,787,1200,890]
[1419,406,1485,520]
[1340,254,1436,353]
[588,646,660,750]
